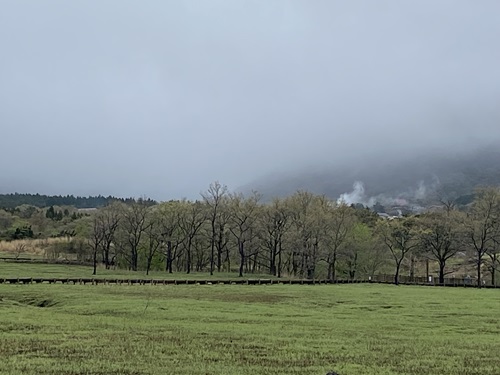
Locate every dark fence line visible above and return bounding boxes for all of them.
[0,277,352,285]
[0,277,499,288]
[370,274,489,287]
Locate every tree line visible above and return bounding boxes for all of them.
[84,182,500,287]
[0,193,156,210]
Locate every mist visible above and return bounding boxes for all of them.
[1,1,499,200]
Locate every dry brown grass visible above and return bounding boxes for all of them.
[0,238,71,258]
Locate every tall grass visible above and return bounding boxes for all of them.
[0,238,70,258]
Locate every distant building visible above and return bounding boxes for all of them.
[77,208,97,213]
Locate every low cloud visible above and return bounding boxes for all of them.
[1,1,499,199]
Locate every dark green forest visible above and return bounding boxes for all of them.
[0,193,156,209]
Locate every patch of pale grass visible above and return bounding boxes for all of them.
[0,238,70,258]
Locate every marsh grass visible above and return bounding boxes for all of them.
[0,284,499,374]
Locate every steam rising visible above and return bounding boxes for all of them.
[414,181,427,200]
[338,180,439,209]
[338,182,370,206]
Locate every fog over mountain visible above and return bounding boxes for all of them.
[244,146,500,206]
[1,1,499,200]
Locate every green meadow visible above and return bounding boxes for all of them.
[0,261,277,281]
[1,283,499,375]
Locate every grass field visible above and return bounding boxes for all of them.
[1,283,499,375]
[0,261,279,280]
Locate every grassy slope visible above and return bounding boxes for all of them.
[0,284,499,375]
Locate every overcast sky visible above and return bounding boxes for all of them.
[1,1,499,200]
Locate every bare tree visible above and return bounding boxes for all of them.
[144,209,163,275]
[259,198,290,277]
[102,204,121,269]
[120,200,150,271]
[193,236,210,271]
[379,217,419,285]
[157,201,182,273]
[14,242,28,260]
[215,202,232,272]
[419,210,464,284]
[465,187,500,287]
[201,181,228,275]
[486,237,500,286]
[228,192,261,277]
[89,204,120,272]
[323,202,356,281]
[177,200,207,274]
[288,191,316,278]
[89,215,104,275]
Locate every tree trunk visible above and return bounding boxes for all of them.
[251,253,257,273]
[426,258,429,281]
[327,261,334,281]
[438,261,445,284]
[477,256,482,288]
[394,261,401,285]
[216,245,222,272]
[308,241,318,280]
[409,255,415,282]
[238,241,245,277]
[217,224,224,272]
[146,255,152,275]
[226,246,231,273]
[93,249,97,276]
[210,243,214,275]
[165,241,173,273]
[349,252,358,281]
[490,252,497,286]
[186,239,192,274]
[277,241,282,278]
[291,252,298,276]
[210,223,215,276]
[327,252,337,281]
[131,249,138,272]
[270,240,277,276]
[300,241,307,278]
[102,244,112,269]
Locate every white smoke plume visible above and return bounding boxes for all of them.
[338,179,441,209]
[411,176,441,201]
[338,181,375,206]
[414,181,427,200]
